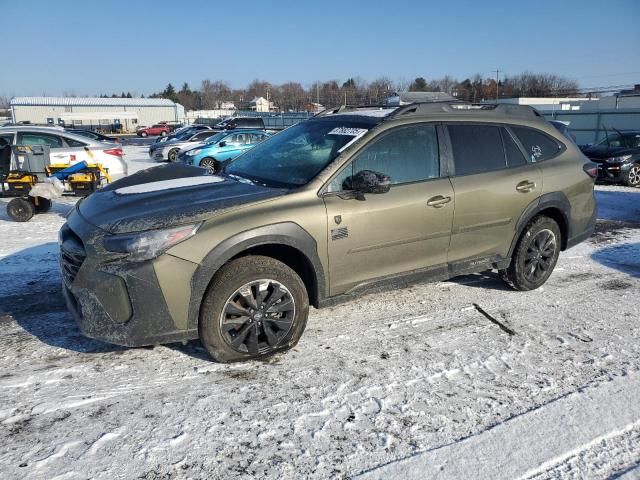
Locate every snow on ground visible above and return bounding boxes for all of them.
[0,148,639,479]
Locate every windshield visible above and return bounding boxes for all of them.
[204,132,228,144]
[225,119,374,187]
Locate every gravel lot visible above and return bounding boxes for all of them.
[0,147,639,479]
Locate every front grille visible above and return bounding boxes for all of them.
[59,224,86,286]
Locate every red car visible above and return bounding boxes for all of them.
[136,124,171,137]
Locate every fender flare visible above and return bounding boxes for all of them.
[507,192,571,259]
[187,222,326,330]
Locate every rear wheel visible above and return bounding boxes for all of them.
[140,131,148,137]
[199,255,309,363]
[500,216,561,291]
[624,164,640,187]
[160,131,167,137]
[199,157,219,174]
[168,148,180,162]
[7,198,35,222]
[30,196,52,213]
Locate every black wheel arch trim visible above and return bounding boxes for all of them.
[508,192,571,259]
[187,222,326,330]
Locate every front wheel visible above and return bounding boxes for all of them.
[199,255,309,363]
[624,164,640,187]
[199,157,219,174]
[161,131,167,137]
[500,216,561,291]
[140,131,148,137]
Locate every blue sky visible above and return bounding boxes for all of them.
[1,0,639,96]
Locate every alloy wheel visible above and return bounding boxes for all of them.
[200,158,217,174]
[628,166,640,186]
[219,279,296,355]
[523,229,557,283]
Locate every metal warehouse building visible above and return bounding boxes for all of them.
[10,97,185,133]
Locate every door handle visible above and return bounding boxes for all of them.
[427,195,452,208]
[516,180,536,193]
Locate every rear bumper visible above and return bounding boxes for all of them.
[596,163,631,183]
[566,206,597,249]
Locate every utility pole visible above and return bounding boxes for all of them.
[494,69,501,100]
[316,83,320,105]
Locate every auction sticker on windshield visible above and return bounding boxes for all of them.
[328,127,368,136]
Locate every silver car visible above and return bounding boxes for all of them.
[0,126,128,178]
[149,129,219,162]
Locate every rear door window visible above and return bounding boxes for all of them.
[511,127,563,162]
[448,124,506,176]
[18,132,64,148]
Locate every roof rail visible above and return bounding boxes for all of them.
[388,102,542,120]
[315,104,396,117]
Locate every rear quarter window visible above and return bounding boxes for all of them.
[512,126,563,162]
[448,124,506,176]
[64,137,88,147]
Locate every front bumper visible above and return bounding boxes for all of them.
[60,220,198,347]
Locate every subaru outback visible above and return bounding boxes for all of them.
[59,103,597,362]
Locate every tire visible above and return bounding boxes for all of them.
[7,198,35,222]
[500,216,561,291]
[168,148,180,162]
[30,196,52,213]
[199,157,219,174]
[140,131,148,137]
[199,255,309,363]
[624,164,640,187]
[160,131,167,137]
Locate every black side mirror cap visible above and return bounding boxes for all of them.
[347,170,391,194]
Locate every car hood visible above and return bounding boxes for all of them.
[77,164,286,234]
[580,145,638,160]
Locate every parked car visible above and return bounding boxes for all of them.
[0,126,127,178]
[65,128,121,144]
[148,129,220,161]
[549,120,577,143]
[580,131,640,187]
[215,117,265,130]
[59,103,596,363]
[155,124,213,144]
[136,124,171,137]
[178,129,272,172]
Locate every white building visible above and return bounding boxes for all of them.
[10,97,185,133]
[249,96,276,112]
[493,97,600,112]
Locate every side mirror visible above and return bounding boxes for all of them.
[347,170,391,194]
[218,141,226,147]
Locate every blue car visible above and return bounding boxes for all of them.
[178,129,272,172]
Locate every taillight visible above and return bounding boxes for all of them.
[104,148,123,157]
[583,162,598,179]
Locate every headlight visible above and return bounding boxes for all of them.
[606,155,632,163]
[187,149,201,156]
[102,223,202,262]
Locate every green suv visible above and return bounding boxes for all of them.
[59,103,597,362]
